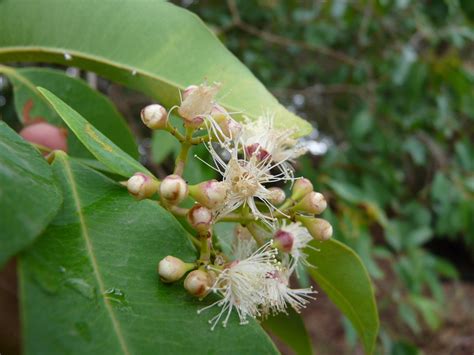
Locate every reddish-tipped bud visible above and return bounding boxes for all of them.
[298,216,333,241]
[184,269,212,297]
[291,178,314,201]
[293,191,327,214]
[189,180,228,209]
[158,256,192,283]
[141,104,168,129]
[124,173,159,200]
[273,230,294,253]
[20,122,68,152]
[160,174,188,204]
[268,187,286,206]
[187,205,213,232]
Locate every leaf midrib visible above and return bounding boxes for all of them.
[59,154,131,355]
[0,46,295,128]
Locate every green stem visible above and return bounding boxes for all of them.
[198,231,211,264]
[246,223,266,246]
[173,127,195,176]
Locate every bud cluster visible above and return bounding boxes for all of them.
[123,82,336,330]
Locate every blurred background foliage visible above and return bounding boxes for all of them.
[178,0,474,353]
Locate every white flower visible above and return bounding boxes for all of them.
[203,142,289,225]
[261,268,316,317]
[178,83,220,123]
[240,112,307,179]
[278,222,315,272]
[198,242,278,330]
[231,225,258,260]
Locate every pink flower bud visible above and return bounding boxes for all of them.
[140,104,168,130]
[209,105,242,139]
[20,122,68,152]
[124,172,160,200]
[160,174,188,204]
[268,187,286,206]
[293,191,327,214]
[158,256,192,283]
[184,269,212,297]
[188,180,228,209]
[187,205,213,232]
[273,229,294,253]
[291,178,314,201]
[298,216,333,241]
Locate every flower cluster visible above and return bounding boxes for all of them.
[123,83,333,329]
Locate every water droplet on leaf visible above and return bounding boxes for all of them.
[66,278,95,299]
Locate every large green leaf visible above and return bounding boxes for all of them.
[0,0,311,136]
[0,66,138,158]
[19,152,278,354]
[38,88,149,178]
[0,122,62,267]
[307,239,379,355]
[263,308,312,355]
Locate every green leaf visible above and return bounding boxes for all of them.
[263,308,313,355]
[0,0,311,136]
[0,66,138,159]
[0,122,62,267]
[307,239,379,354]
[19,153,278,354]
[37,88,149,178]
[151,130,180,164]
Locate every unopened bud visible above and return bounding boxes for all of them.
[273,229,294,253]
[189,180,228,209]
[178,83,219,123]
[184,269,212,297]
[20,122,68,152]
[298,216,333,241]
[141,104,168,129]
[160,174,188,204]
[291,178,314,201]
[187,205,213,232]
[268,187,286,205]
[123,173,159,200]
[158,256,192,283]
[293,191,327,214]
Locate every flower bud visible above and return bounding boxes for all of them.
[178,83,219,123]
[160,174,188,204]
[293,191,327,214]
[124,172,159,200]
[20,122,68,152]
[184,269,212,298]
[291,178,314,201]
[140,104,168,129]
[267,187,286,206]
[273,229,294,253]
[158,256,192,283]
[187,205,213,232]
[298,216,333,241]
[188,180,228,209]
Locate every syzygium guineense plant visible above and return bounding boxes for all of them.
[130,83,333,329]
